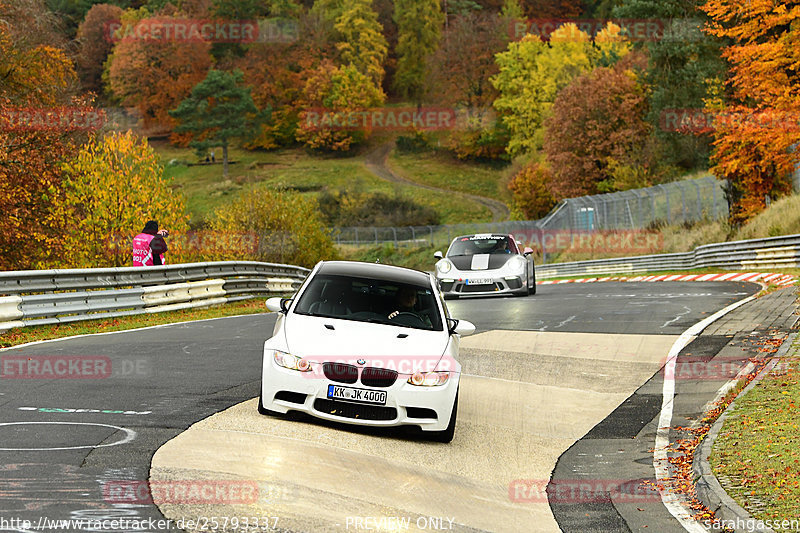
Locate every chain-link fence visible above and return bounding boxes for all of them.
[332,175,729,249]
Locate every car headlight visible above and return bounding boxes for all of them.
[407,371,450,387]
[507,256,526,273]
[436,260,452,274]
[272,350,312,372]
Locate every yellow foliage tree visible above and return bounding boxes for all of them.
[211,188,337,267]
[48,131,189,267]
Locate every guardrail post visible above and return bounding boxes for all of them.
[374,227,378,245]
[392,227,397,246]
[410,226,416,242]
[428,226,434,246]
[354,227,359,245]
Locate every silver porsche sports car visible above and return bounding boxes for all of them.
[433,234,536,298]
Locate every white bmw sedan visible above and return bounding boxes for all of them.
[260,261,475,443]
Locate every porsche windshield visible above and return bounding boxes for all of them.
[294,274,443,331]
[447,236,516,256]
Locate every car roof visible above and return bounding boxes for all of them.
[316,261,432,286]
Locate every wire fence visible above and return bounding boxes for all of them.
[332,175,729,251]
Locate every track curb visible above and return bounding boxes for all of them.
[537,272,796,286]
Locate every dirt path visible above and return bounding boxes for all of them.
[364,141,510,222]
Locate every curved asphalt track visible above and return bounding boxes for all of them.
[0,281,758,532]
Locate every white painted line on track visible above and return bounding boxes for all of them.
[0,421,136,451]
[654,295,756,533]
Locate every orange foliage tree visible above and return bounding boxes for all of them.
[105,12,213,133]
[701,0,800,224]
[0,13,89,270]
[77,3,124,93]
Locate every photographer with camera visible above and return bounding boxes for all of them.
[132,220,169,266]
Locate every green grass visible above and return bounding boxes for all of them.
[710,337,800,520]
[156,142,492,227]
[388,150,513,203]
[0,298,274,349]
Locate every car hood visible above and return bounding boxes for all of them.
[448,253,512,271]
[283,314,450,364]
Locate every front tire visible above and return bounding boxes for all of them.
[429,390,458,443]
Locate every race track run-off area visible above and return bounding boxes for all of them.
[0,281,766,533]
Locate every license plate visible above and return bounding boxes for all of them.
[466,278,493,285]
[327,385,387,405]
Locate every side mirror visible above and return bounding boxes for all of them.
[434,251,443,260]
[447,318,476,336]
[266,297,292,314]
[523,247,534,255]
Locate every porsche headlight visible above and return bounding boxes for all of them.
[436,260,453,274]
[272,350,312,372]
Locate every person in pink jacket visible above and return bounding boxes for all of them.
[132,220,169,266]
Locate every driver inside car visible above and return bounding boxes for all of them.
[388,286,432,327]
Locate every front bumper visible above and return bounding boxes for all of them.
[261,358,460,432]
[435,272,527,297]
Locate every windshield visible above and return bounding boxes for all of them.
[294,274,443,332]
[447,235,517,256]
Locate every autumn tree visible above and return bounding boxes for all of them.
[0,11,88,269]
[170,70,259,178]
[295,60,385,151]
[701,0,800,224]
[492,22,629,157]
[334,0,388,86]
[76,3,124,93]
[212,187,336,267]
[106,9,213,132]
[492,24,593,156]
[544,59,652,199]
[48,131,189,267]
[431,12,509,159]
[393,0,443,105]
[508,162,556,219]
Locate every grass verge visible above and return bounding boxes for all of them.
[155,142,491,227]
[710,336,800,520]
[0,298,274,349]
[388,150,513,203]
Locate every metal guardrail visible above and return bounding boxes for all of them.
[537,234,800,279]
[0,261,309,333]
